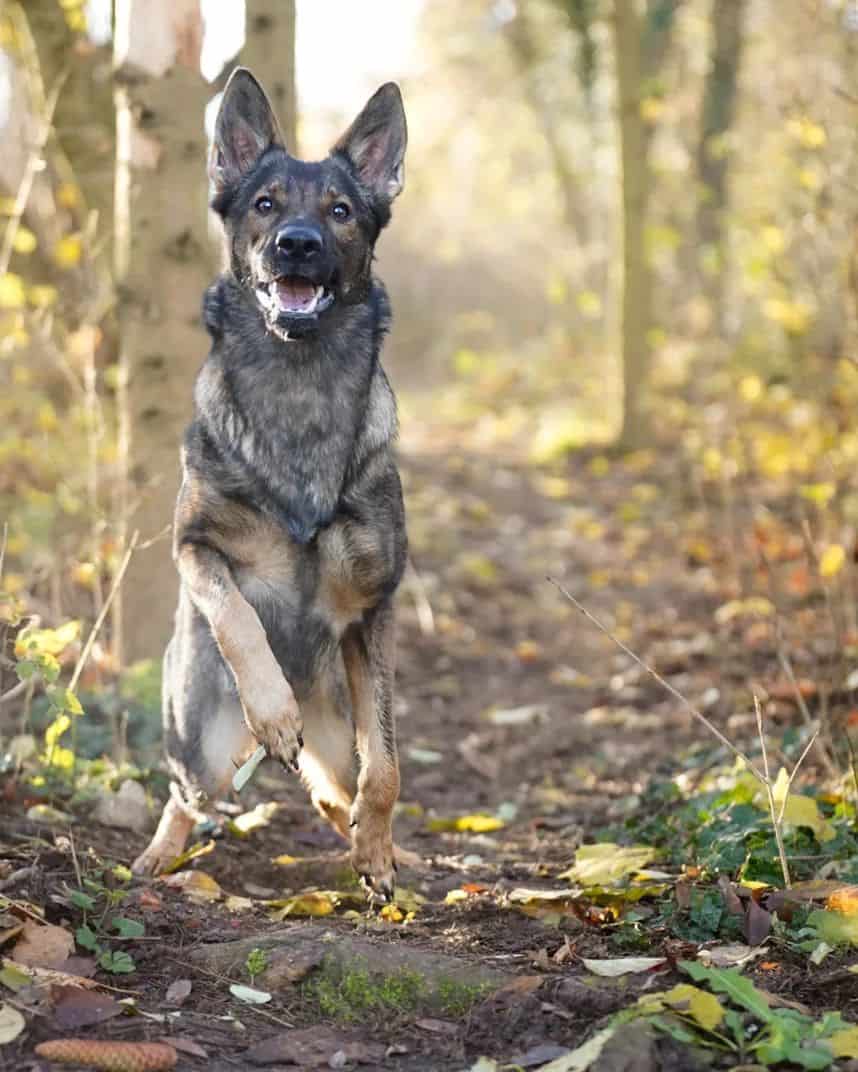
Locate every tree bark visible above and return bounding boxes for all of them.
[25,0,114,232]
[696,0,746,325]
[613,0,650,450]
[241,0,298,153]
[112,0,213,665]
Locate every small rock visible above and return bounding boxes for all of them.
[93,780,150,833]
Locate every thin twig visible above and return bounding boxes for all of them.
[0,71,67,277]
[68,530,139,694]
[755,696,791,888]
[547,577,765,781]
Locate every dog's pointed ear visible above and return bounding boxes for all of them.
[209,68,284,194]
[332,83,407,202]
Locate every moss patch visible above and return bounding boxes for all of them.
[303,957,491,1022]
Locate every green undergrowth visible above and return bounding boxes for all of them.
[302,958,490,1022]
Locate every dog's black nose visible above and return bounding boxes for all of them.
[276,225,322,259]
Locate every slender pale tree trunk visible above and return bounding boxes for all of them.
[613,0,650,450]
[242,0,298,152]
[697,0,746,328]
[112,0,213,665]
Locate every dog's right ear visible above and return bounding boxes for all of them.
[209,68,284,196]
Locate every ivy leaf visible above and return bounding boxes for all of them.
[75,924,99,952]
[99,950,135,974]
[70,890,96,911]
[111,917,145,939]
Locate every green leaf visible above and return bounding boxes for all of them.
[99,949,135,974]
[111,917,145,939]
[70,890,96,911]
[680,961,773,1023]
[75,924,99,951]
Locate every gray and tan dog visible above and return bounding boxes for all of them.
[132,69,410,901]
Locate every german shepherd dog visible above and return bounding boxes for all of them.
[131,70,409,901]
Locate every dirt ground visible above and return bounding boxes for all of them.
[2,419,856,1071]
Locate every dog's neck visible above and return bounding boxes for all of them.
[192,275,390,544]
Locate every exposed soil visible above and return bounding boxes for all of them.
[2,430,857,1071]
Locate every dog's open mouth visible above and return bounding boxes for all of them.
[256,276,335,321]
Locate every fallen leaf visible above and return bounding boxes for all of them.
[638,983,724,1032]
[165,979,192,1005]
[415,1018,459,1034]
[487,703,548,726]
[158,871,221,903]
[2,959,99,992]
[698,944,768,968]
[229,983,271,1005]
[11,920,74,969]
[159,1036,208,1060]
[581,956,666,977]
[559,843,656,885]
[509,1044,570,1069]
[267,891,341,920]
[808,908,858,946]
[427,813,505,833]
[536,1025,617,1071]
[158,840,215,876]
[829,1025,858,1059]
[768,768,835,843]
[229,802,279,836]
[0,1003,25,1044]
[51,985,122,1029]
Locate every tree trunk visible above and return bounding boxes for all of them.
[112,0,213,665]
[696,0,746,326]
[613,0,651,450]
[25,0,114,233]
[241,0,298,153]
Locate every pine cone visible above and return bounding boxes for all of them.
[34,1039,177,1071]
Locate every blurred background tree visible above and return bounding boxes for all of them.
[1,0,858,718]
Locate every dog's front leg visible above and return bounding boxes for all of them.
[341,601,399,901]
[177,540,303,769]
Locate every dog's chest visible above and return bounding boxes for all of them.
[232,513,387,636]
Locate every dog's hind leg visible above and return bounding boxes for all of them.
[132,614,255,875]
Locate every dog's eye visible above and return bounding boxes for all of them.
[331,202,351,221]
[255,196,273,215]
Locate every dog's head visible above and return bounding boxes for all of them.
[209,68,406,340]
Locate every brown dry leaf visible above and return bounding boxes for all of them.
[415,1018,459,1035]
[165,979,192,1006]
[159,1037,208,1060]
[2,958,100,991]
[51,985,123,1029]
[11,920,74,969]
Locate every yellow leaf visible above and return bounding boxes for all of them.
[158,870,222,903]
[11,228,36,254]
[0,274,26,309]
[559,843,656,885]
[820,544,845,578]
[268,891,337,919]
[230,801,279,835]
[56,183,79,209]
[16,620,80,658]
[427,813,505,833]
[271,854,301,866]
[28,284,58,308]
[639,984,724,1032]
[809,909,858,946]
[159,839,215,875]
[771,767,836,843]
[829,1026,858,1059]
[53,235,82,269]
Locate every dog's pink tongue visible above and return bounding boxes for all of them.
[276,277,316,312]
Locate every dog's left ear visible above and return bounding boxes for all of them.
[209,68,284,196]
[332,83,407,202]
